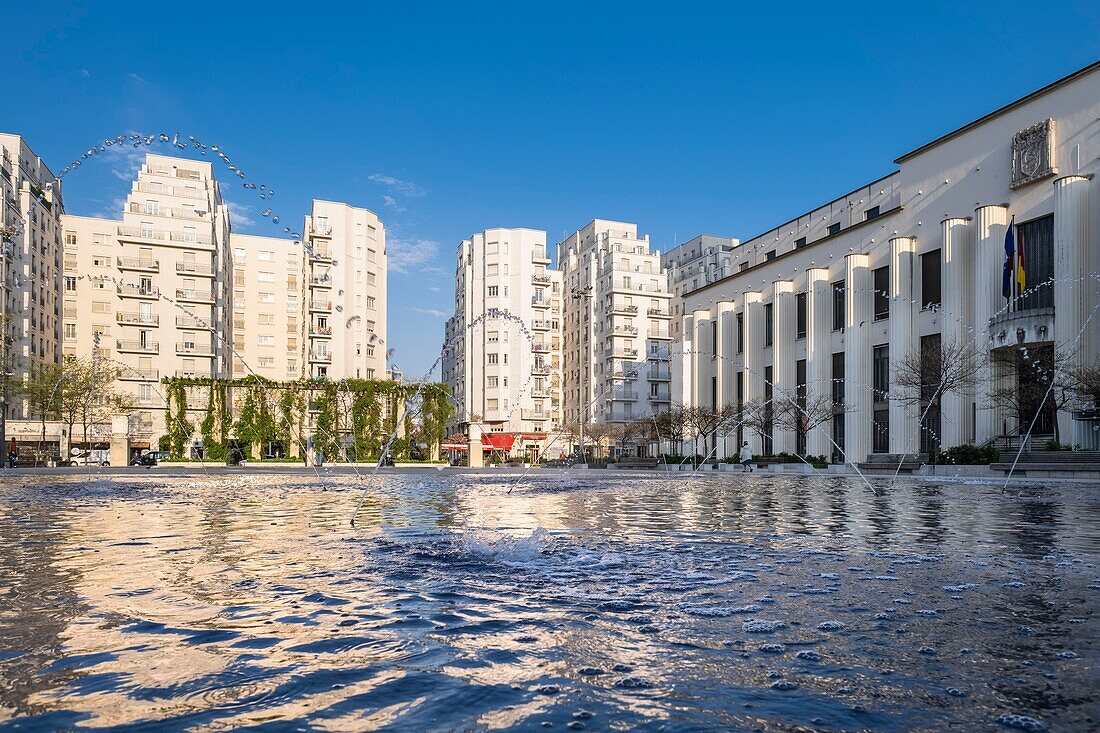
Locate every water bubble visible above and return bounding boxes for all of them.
[817,621,847,631]
[613,676,654,690]
[795,650,821,662]
[770,679,798,691]
[995,713,1046,731]
[759,643,786,654]
[743,619,786,633]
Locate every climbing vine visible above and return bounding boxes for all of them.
[165,381,192,459]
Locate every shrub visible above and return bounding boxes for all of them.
[939,444,999,465]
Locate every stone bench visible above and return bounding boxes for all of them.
[613,458,662,470]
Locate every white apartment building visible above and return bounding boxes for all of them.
[61,155,232,441]
[678,60,1100,461]
[443,228,563,450]
[558,220,673,437]
[229,233,303,381]
[0,134,64,418]
[662,234,738,341]
[304,201,388,381]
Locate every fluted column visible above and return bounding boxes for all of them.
[974,205,1009,442]
[679,312,695,409]
[1054,175,1091,442]
[805,268,832,457]
[889,236,919,454]
[692,309,712,410]
[939,217,973,447]
[742,291,765,452]
[716,300,736,458]
[844,254,871,463]
[771,280,795,454]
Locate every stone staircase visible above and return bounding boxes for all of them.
[990,450,1100,478]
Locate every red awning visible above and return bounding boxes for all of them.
[481,433,516,451]
[441,443,468,451]
[521,433,547,441]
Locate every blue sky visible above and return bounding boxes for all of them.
[6,1,1099,377]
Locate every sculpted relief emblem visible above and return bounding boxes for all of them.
[1011,118,1057,189]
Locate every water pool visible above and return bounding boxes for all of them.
[0,471,1097,731]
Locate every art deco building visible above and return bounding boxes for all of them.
[662,234,738,341]
[677,60,1100,461]
[443,228,563,449]
[0,134,65,419]
[303,201,388,381]
[558,220,673,435]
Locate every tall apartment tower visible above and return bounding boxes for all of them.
[61,154,231,439]
[443,227,563,439]
[304,201,387,380]
[0,133,64,420]
[557,219,672,433]
[229,233,304,381]
[662,234,739,340]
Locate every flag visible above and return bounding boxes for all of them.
[1002,216,1015,300]
[1016,221,1027,292]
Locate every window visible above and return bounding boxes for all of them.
[488,376,498,387]
[739,262,749,272]
[488,353,498,364]
[796,359,808,455]
[233,247,246,260]
[145,200,160,215]
[828,222,841,236]
[872,345,889,402]
[865,206,880,221]
[921,250,941,309]
[259,292,274,303]
[763,303,774,347]
[366,296,376,309]
[832,352,845,462]
[64,276,76,292]
[139,384,153,403]
[795,237,807,249]
[93,256,110,267]
[367,225,377,239]
[258,313,275,325]
[1016,214,1054,311]
[832,281,844,330]
[795,292,807,339]
[873,266,889,321]
[258,271,275,283]
[487,285,499,297]
[259,250,275,261]
[765,250,776,261]
[736,313,744,354]
[63,323,76,340]
[64,231,77,246]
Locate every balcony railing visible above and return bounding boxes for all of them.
[116,339,158,353]
[176,342,214,355]
[648,392,672,402]
[116,257,159,272]
[117,284,160,298]
[310,300,332,311]
[648,329,671,339]
[128,202,208,221]
[608,348,639,359]
[309,275,332,286]
[176,315,210,328]
[117,226,212,246]
[532,343,550,352]
[309,351,332,362]
[648,369,672,381]
[531,297,550,308]
[310,247,333,260]
[116,312,159,326]
[310,224,333,236]
[176,261,214,275]
[521,410,549,421]
[531,365,551,376]
[610,390,637,401]
[309,325,332,336]
[119,368,159,381]
[610,303,638,314]
[613,325,638,335]
[532,273,551,284]
[531,320,551,330]
[135,182,206,199]
[175,369,210,378]
[175,288,214,303]
[647,308,670,317]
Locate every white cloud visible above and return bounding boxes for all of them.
[127,72,148,84]
[368,173,425,198]
[429,286,441,292]
[99,145,146,182]
[409,307,450,319]
[382,194,405,212]
[78,69,90,77]
[226,201,256,228]
[388,236,441,274]
[90,196,127,219]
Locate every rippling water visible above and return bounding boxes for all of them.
[0,471,1097,731]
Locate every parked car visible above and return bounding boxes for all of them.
[130,451,168,467]
[70,448,110,466]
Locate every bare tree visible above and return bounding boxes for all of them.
[989,345,1076,444]
[1068,363,1100,409]
[683,404,740,463]
[894,335,982,454]
[773,393,847,436]
[605,419,649,457]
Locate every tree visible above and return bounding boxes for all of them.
[653,404,689,456]
[894,335,982,454]
[24,363,67,461]
[1069,364,1100,408]
[683,404,740,463]
[605,419,649,457]
[989,345,1076,444]
[74,359,131,448]
[773,393,847,439]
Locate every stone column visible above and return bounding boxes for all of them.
[1054,175,1091,442]
[974,205,1009,442]
[716,300,736,458]
[940,217,973,447]
[771,280,795,454]
[468,422,484,468]
[110,415,130,467]
[889,236,919,454]
[692,309,712,409]
[742,291,765,453]
[678,312,695,409]
[805,268,832,457]
[844,254,871,463]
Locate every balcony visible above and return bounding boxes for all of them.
[530,389,549,399]
[309,247,333,261]
[176,342,214,356]
[648,369,672,381]
[116,339,158,354]
[648,329,671,339]
[175,288,215,304]
[309,325,332,336]
[117,226,212,246]
[521,410,549,421]
[647,308,670,318]
[117,283,160,300]
[610,390,637,401]
[309,351,332,363]
[135,182,206,200]
[610,303,638,315]
[648,392,672,402]
[116,312,159,326]
[309,275,332,288]
[532,273,551,284]
[175,369,211,378]
[176,261,214,276]
[176,315,210,328]
[531,365,551,376]
[608,348,639,359]
[612,370,639,381]
[119,368,159,382]
[128,202,208,222]
[531,297,550,308]
[310,224,333,237]
[613,325,638,335]
[531,320,551,331]
[532,342,551,352]
[116,257,159,273]
[309,299,332,312]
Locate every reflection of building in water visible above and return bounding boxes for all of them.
[677,61,1100,461]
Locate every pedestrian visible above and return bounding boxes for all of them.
[739,441,753,473]
[8,438,18,469]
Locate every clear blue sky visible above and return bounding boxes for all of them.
[6,2,1099,377]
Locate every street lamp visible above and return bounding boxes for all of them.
[571,285,592,462]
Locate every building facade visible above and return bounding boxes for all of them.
[558,220,673,438]
[677,61,1100,461]
[662,234,738,341]
[0,134,65,420]
[229,233,304,381]
[443,227,563,451]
